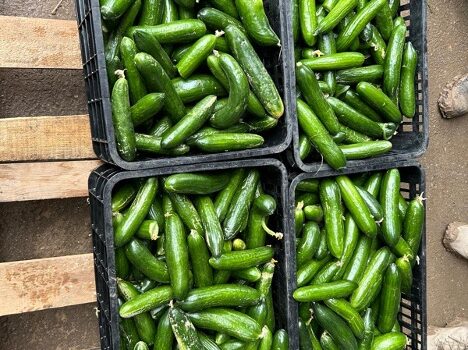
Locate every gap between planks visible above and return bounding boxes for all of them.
[0,16,81,69]
[0,253,95,316]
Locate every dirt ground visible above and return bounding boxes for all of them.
[0,0,467,348]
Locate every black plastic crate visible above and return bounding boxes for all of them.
[286,0,429,176]
[75,0,295,170]
[88,158,298,349]
[288,162,427,349]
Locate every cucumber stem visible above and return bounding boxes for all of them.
[215,30,225,38]
[149,222,159,240]
[115,69,126,79]
[261,218,283,240]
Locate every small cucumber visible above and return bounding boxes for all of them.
[209,247,274,270]
[325,298,365,339]
[272,329,289,350]
[356,82,401,123]
[297,256,331,287]
[297,179,320,193]
[119,316,140,350]
[321,332,340,350]
[232,267,262,282]
[301,52,366,71]
[315,0,357,34]
[340,141,393,160]
[133,341,149,350]
[320,178,345,258]
[169,306,204,349]
[371,332,407,350]
[334,214,360,280]
[341,89,382,122]
[374,1,394,41]
[135,220,159,240]
[403,194,425,256]
[125,239,169,282]
[399,42,418,118]
[115,247,130,279]
[135,134,190,156]
[380,169,402,246]
[369,24,387,65]
[188,230,214,288]
[196,196,224,258]
[293,280,357,302]
[377,263,401,333]
[256,261,276,299]
[129,20,207,44]
[150,116,173,137]
[130,93,165,127]
[214,169,245,222]
[358,308,374,350]
[364,172,383,198]
[395,255,413,294]
[297,222,321,267]
[112,182,137,212]
[177,34,218,78]
[304,205,323,222]
[120,37,147,105]
[138,0,163,25]
[168,192,203,233]
[101,0,133,20]
[383,24,406,102]
[197,7,245,32]
[355,186,383,221]
[164,172,230,194]
[336,65,384,84]
[119,286,173,318]
[193,133,264,152]
[299,0,317,46]
[154,309,174,350]
[209,0,239,18]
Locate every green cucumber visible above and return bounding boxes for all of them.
[193,133,264,152]
[165,212,190,299]
[133,30,177,78]
[154,309,174,350]
[119,286,173,318]
[236,0,280,46]
[129,20,207,44]
[150,116,172,136]
[321,332,340,350]
[147,197,164,232]
[383,24,406,102]
[358,308,374,350]
[391,237,414,259]
[311,260,342,284]
[188,308,263,342]
[101,0,133,20]
[133,341,149,350]
[272,329,288,350]
[223,169,260,239]
[258,326,273,350]
[112,182,137,212]
[213,241,233,285]
[210,52,249,128]
[164,172,230,194]
[130,93,165,126]
[374,2,393,41]
[196,196,224,258]
[138,0,163,25]
[296,99,346,170]
[119,316,140,350]
[355,186,383,221]
[335,0,386,51]
[135,134,190,156]
[364,172,382,197]
[115,177,157,247]
[304,205,323,222]
[298,317,320,350]
[368,24,387,65]
[389,0,400,17]
[350,247,391,311]
[341,89,382,122]
[295,201,305,235]
[301,52,366,71]
[134,52,186,122]
[294,280,357,302]
[313,303,358,350]
[197,7,245,32]
[245,195,280,249]
[209,0,239,18]
[245,114,278,132]
[399,42,418,118]
[403,194,425,256]
[209,247,274,270]
[340,141,393,160]
[111,73,137,161]
[161,0,178,24]
[115,247,130,279]
[168,192,203,233]
[342,235,372,283]
[213,169,245,222]
[169,306,204,349]
[297,221,321,267]
[398,194,408,220]
[219,340,245,350]
[199,333,222,350]
[256,260,275,299]
[336,65,383,84]
[125,239,170,282]
[177,34,218,78]
[297,256,331,287]
[371,332,407,350]
[299,0,317,46]
[395,255,412,294]
[232,238,247,251]
[380,169,402,246]
[356,82,401,123]
[135,220,159,240]
[188,230,214,288]
[320,178,345,258]
[297,179,320,193]
[334,213,360,280]
[120,37,147,105]
[161,95,217,149]
[377,263,401,333]
[315,0,357,34]
[186,124,250,146]
[231,267,262,282]
[336,175,378,237]
[225,24,284,118]
[325,298,365,339]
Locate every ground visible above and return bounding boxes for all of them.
[0,0,467,348]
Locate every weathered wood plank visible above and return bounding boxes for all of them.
[0,254,96,316]
[0,160,101,202]
[0,115,94,162]
[0,16,81,69]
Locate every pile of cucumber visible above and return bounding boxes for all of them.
[294,169,424,350]
[111,169,288,349]
[292,0,418,169]
[102,0,285,162]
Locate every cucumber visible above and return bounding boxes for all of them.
[169,306,204,349]
[213,241,233,285]
[383,24,406,102]
[350,247,391,311]
[258,326,273,350]
[315,0,357,34]
[209,0,239,18]
[150,116,172,136]
[336,175,378,237]
[223,169,260,239]
[296,63,341,135]
[400,42,418,118]
[101,0,133,20]
[134,52,186,122]
[129,20,207,44]
[398,194,409,220]
[165,212,190,299]
[188,308,263,342]
[256,260,275,299]
[120,37,148,105]
[180,284,260,312]
[199,333,222,350]
[236,0,280,46]
[296,99,346,170]
[380,169,402,246]
[358,308,373,350]
[245,115,278,132]
[161,95,217,149]
[225,24,284,118]
[125,239,169,282]
[356,82,401,123]
[341,89,382,122]
[245,195,280,249]
[112,182,137,212]
[177,34,217,78]
[293,280,357,302]
[138,0,163,25]
[272,329,289,350]
[161,0,178,24]
[210,52,249,128]
[213,169,245,223]
[119,316,140,350]
[209,247,275,270]
[297,221,321,267]
[135,220,159,240]
[133,30,177,79]
[395,255,413,294]
[117,279,156,344]
[130,93,165,126]
[364,172,382,197]
[314,230,328,260]
[193,133,264,152]
[115,247,130,279]
[334,213,360,280]
[355,186,383,221]
[296,256,331,287]
[335,0,386,51]
[133,341,149,350]
[164,172,230,194]
[111,73,137,161]
[298,317,321,350]
[320,178,345,258]
[135,134,190,156]
[301,52,366,71]
[304,205,323,222]
[299,0,317,46]
[368,24,387,65]
[377,263,401,333]
[374,1,393,41]
[115,178,158,247]
[391,237,414,259]
[313,303,358,350]
[219,340,245,350]
[318,24,337,94]
[327,97,397,140]
[403,194,425,256]
[188,230,214,288]
[167,192,203,233]
[340,141,393,160]
[119,286,173,318]
[371,332,407,350]
[336,65,383,84]
[321,332,340,350]
[197,7,245,32]
[232,267,262,282]
[194,197,224,259]
[154,309,175,350]
[297,179,320,193]
[325,298,365,339]
[311,260,342,284]
[186,124,249,146]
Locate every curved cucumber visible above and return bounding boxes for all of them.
[172,75,227,103]
[356,82,401,123]
[130,93,165,126]
[324,298,365,339]
[399,42,418,118]
[297,221,321,267]
[403,194,425,256]
[383,24,406,102]
[177,34,217,78]
[315,0,357,34]
[197,7,245,32]
[320,178,345,258]
[125,239,170,282]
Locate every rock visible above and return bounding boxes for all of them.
[443,222,468,259]
[438,74,468,119]
[428,318,468,349]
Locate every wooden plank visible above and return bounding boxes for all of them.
[0,115,94,162]
[0,160,101,202]
[0,16,81,69]
[0,254,95,316]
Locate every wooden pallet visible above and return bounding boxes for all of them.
[0,15,98,317]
